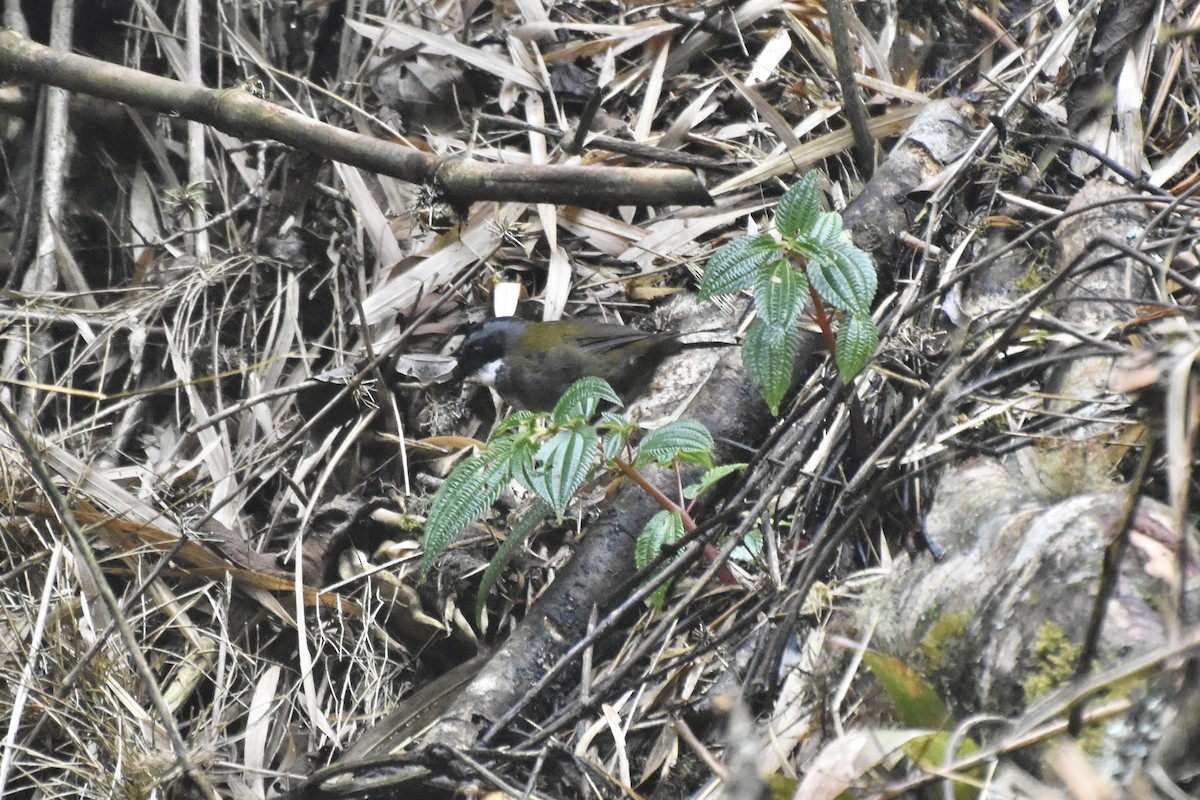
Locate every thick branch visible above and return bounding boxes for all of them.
[0,29,712,209]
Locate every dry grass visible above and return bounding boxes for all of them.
[0,0,1198,797]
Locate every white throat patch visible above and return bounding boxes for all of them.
[475,359,502,387]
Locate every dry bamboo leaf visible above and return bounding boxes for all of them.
[256,274,300,396]
[1150,132,1200,187]
[665,0,782,77]
[244,664,282,796]
[352,17,541,90]
[543,244,572,322]
[51,503,360,613]
[128,166,162,267]
[722,67,800,149]
[639,724,679,784]
[531,21,681,65]
[165,324,238,527]
[335,163,404,272]
[844,4,892,79]
[784,10,836,73]
[512,20,677,42]
[524,93,571,321]
[794,730,923,800]
[361,202,524,324]
[558,208,647,256]
[857,73,931,105]
[511,0,550,28]
[633,35,670,143]
[713,107,921,194]
[617,206,764,268]
[659,84,719,150]
[602,703,632,788]
[0,433,174,530]
[747,26,793,86]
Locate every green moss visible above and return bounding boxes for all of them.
[1015,263,1045,292]
[918,611,972,671]
[1021,622,1080,703]
[1019,623,1148,754]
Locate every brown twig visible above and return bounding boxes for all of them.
[0,29,713,210]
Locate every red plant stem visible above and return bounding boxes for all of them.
[808,284,839,354]
[613,457,695,530]
[612,457,739,586]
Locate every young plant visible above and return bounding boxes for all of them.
[699,172,879,414]
[419,378,742,623]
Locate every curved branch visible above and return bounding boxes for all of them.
[0,29,713,210]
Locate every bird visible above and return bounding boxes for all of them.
[451,316,731,411]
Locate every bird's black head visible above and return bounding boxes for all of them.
[451,317,529,385]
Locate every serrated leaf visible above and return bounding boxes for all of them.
[684,463,748,499]
[603,425,628,462]
[637,510,685,570]
[598,411,634,462]
[808,210,844,247]
[552,376,621,423]
[492,409,543,437]
[754,257,805,330]
[635,419,714,469]
[835,312,878,381]
[742,319,799,415]
[421,454,508,579]
[807,252,863,314]
[522,427,598,516]
[478,434,538,489]
[775,172,821,238]
[828,241,878,314]
[475,501,552,628]
[638,511,685,611]
[598,411,630,430]
[698,234,779,299]
[646,579,672,611]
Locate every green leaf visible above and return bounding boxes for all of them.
[635,419,715,469]
[492,409,542,437]
[636,510,685,569]
[421,453,509,580]
[775,172,821,238]
[602,425,628,463]
[828,241,878,314]
[646,580,672,611]
[754,257,805,330]
[683,463,748,499]
[862,651,953,729]
[597,411,631,431]
[730,527,763,562]
[806,255,853,313]
[742,319,799,415]
[807,209,844,247]
[475,501,552,628]
[598,411,634,462]
[521,427,598,517]
[552,376,622,423]
[834,312,878,381]
[638,511,685,611]
[807,240,876,314]
[698,234,779,300]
